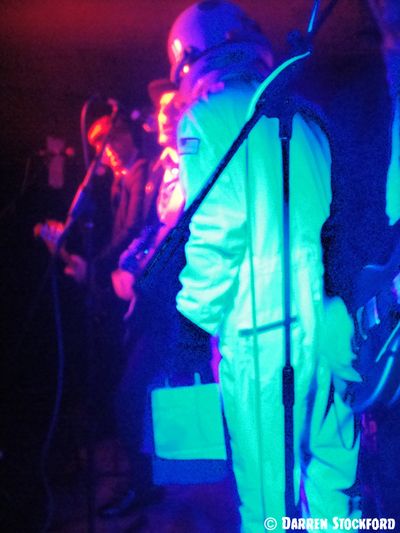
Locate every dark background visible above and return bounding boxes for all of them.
[0,0,385,198]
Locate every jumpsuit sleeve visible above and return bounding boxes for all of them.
[176,99,247,335]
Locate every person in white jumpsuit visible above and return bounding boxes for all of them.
[167,2,361,532]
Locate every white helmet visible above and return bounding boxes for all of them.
[168,0,273,97]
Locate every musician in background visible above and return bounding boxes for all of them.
[99,79,213,519]
[112,79,184,309]
[63,112,148,286]
[35,111,151,451]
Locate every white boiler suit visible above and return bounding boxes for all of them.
[176,82,361,533]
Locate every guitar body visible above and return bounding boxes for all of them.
[351,244,400,412]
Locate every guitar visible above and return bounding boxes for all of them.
[351,243,400,412]
[34,221,87,284]
[34,220,129,320]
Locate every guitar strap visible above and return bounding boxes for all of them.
[332,379,360,451]
[322,379,335,422]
